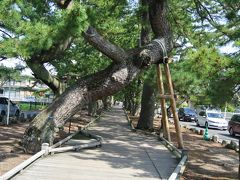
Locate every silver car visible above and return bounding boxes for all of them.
[0,97,20,123]
[196,110,228,130]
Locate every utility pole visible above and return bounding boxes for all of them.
[6,78,11,125]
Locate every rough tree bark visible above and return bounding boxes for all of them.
[137,82,155,130]
[22,61,140,152]
[136,0,155,129]
[102,96,114,110]
[22,0,175,153]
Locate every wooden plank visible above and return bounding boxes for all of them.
[164,63,184,149]
[49,141,100,153]
[158,94,172,99]
[156,64,171,141]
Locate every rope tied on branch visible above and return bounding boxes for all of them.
[153,39,169,64]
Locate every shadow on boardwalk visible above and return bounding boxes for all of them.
[13,106,179,180]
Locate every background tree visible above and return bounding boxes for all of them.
[168,0,240,108]
[0,65,21,87]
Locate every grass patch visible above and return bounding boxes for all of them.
[19,102,48,111]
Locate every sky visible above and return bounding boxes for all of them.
[1,58,32,76]
[1,58,57,76]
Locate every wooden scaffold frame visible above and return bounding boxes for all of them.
[154,39,183,149]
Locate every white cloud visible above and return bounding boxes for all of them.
[1,58,33,76]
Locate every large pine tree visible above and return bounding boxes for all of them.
[0,0,239,152]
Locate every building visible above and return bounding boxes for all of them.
[0,79,53,103]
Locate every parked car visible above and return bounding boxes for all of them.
[196,110,228,130]
[0,97,20,123]
[228,114,240,136]
[178,107,197,122]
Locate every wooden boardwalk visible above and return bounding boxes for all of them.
[13,106,179,180]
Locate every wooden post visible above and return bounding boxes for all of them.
[164,63,184,149]
[68,118,72,134]
[156,64,171,141]
[41,143,49,156]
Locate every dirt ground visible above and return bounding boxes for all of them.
[129,115,239,180]
[0,112,91,176]
[0,122,31,175]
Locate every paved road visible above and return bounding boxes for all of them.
[178,120,240,143]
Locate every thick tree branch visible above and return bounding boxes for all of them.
[140,0,151,46]
[26,61,65,96]
[148,0,173,51]
[194,0,215,23]
[22,61,140,152]
[0,29,12,38]
[83,26,128,63]
[130,38,171,68]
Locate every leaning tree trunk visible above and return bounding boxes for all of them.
[136,0,154,129]
[22,62,140,153]
[136,81,155,130]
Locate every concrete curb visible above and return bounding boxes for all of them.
[160,137,182,158]
[168,155,188,180]
[160,137,188,180]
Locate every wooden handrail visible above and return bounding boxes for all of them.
[0,115,102,180]
[49,141,101,153]
[0,150,45,180]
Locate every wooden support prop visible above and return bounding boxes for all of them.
[156,64,171,141]
[164,63,184,149]
[159,94,172,99]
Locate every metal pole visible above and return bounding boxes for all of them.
[224,102,227,119]
[164,63,184,149]
[7,79,11,125]
[156,64,171,141]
